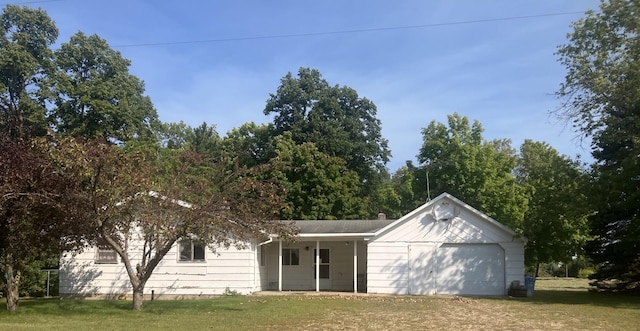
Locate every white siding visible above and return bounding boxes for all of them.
[59,240,258,298]
[366,242,409,294]
[368,195,526,296]
[500,242,525,288]
[377,209,514,244]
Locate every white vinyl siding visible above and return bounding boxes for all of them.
[366,242,409,294]
[368,195,525,296]
[60,239,258,297]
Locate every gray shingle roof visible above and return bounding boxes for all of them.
[288,219,395,234]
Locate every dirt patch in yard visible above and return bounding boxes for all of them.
[295,295,615,331]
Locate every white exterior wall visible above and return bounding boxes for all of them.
[500,241,526,289]
[367,195,525,296]
[366,242,409,294]
[59,240,258,298]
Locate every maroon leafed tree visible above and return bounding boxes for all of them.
[0,136,92,312]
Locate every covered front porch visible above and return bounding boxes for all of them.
[258,219,393,293]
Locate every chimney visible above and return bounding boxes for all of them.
[377,210,386,220]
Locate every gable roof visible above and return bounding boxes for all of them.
[271,193,523,242]
[372,192,524,241]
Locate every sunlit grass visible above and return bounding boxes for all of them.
[1,279,639,330]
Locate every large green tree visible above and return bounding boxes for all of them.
[47,32,158,142]
[556,0,640,291]
[515,140,591,276]
[418,113,527,232]
[158,121,221,156]
[0,5,57,139]
[271,133,367,220]
[264,68,391,216]
[385,161,426,218]
[220,122,275,167]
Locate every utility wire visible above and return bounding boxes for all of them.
[113,11,585,48]
[1,0,64,5]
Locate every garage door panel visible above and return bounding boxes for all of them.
[436,244,505,295]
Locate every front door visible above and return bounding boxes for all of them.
[313,248,331,290]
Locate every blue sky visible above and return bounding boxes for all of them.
[18,0,600,171]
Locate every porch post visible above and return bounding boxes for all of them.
[278,239,283,291]
[353,240,358,293]
[315,240,320,292]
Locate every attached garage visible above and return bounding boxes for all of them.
[368,193,525,296]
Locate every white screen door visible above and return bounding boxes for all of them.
[314,248,331,290]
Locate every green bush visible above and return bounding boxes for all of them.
[578,268,595,279]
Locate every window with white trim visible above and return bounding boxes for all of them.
[95,244,118,264]
[179,239,205,261]
[282,248,299,266]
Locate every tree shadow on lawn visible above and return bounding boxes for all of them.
[492,290,640,309]
[10,296,247,315]
[10,298,133,315]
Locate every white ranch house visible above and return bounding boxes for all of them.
[59,193,525,297]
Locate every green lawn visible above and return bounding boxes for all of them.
[1,278,639,330]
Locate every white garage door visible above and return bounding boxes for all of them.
[436,244,505,295]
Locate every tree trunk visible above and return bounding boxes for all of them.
[5,263,21,312]
[535,262,540,278]
[132,286,144,311]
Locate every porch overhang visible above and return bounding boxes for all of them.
[295,233,376,240]
[269,219,394,294]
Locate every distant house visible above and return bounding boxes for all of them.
[59,193,525,297]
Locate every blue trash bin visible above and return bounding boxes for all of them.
[524,276,536,297]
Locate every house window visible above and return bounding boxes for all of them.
[95,244,118,264]
[179,239,205,261]
[282,248,299,266]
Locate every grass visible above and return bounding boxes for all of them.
[1,278,639,330]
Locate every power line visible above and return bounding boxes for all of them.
[1,0,64,5]
[113,11,585,48]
